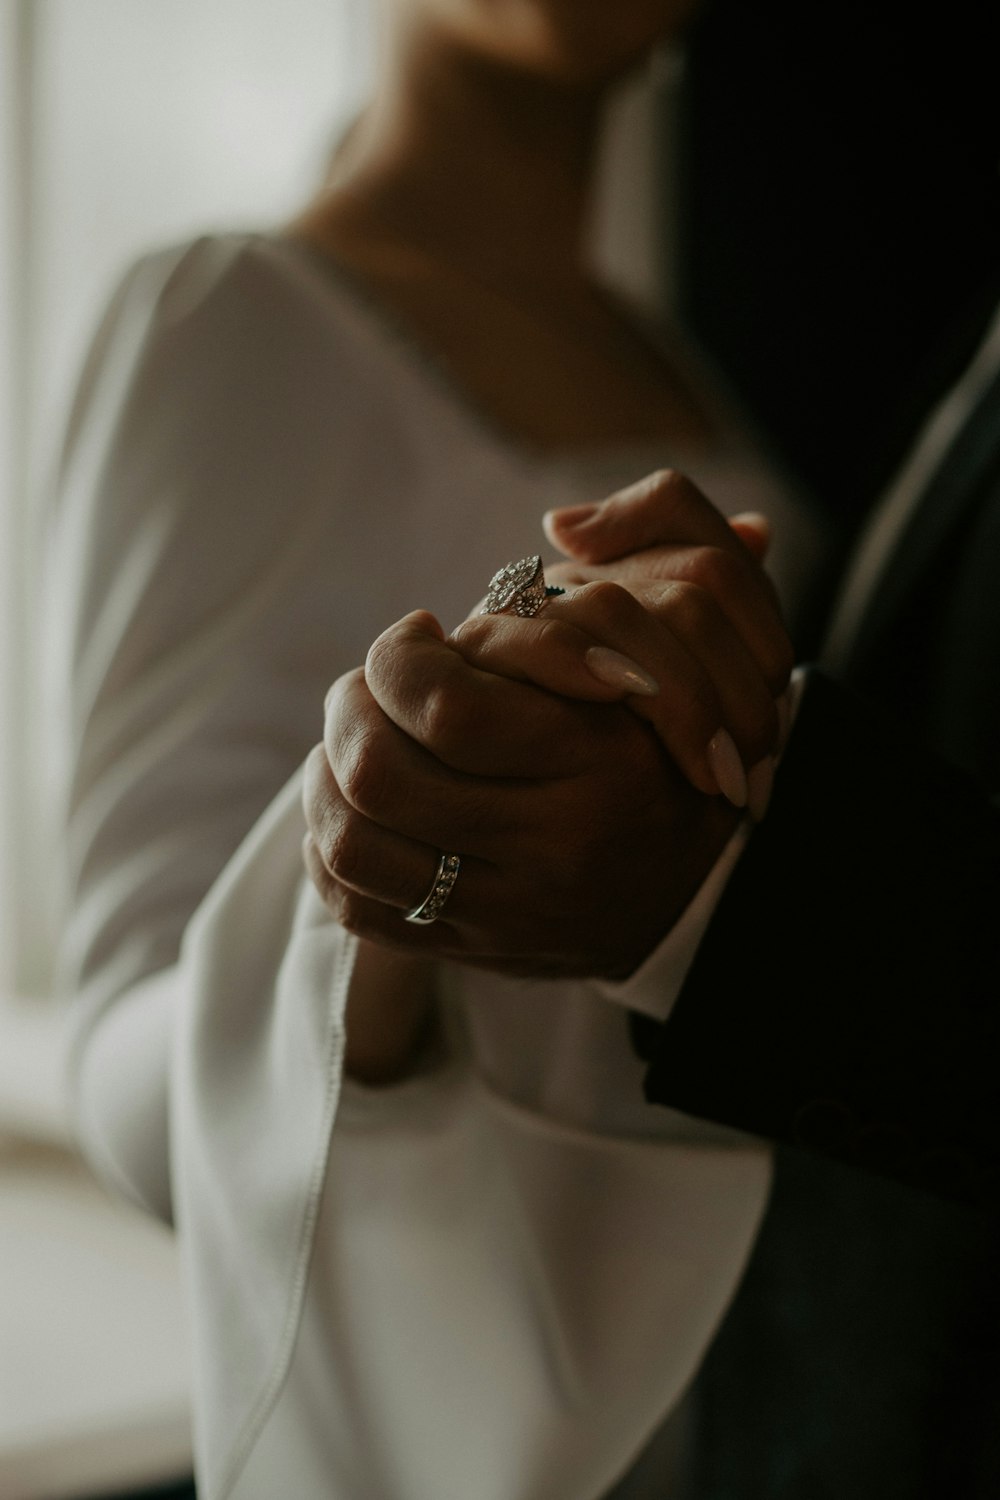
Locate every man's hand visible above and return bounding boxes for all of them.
[304,609,739,982]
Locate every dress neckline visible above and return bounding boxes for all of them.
[251,230,718,479]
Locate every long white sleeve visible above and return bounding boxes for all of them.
[48,239,363,1216]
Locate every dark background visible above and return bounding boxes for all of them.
[676,0,1000,533]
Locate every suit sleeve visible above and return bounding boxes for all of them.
[634,669,1000,1208]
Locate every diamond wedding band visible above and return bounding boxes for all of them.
[405,852,462,925]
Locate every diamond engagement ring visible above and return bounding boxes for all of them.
[481,555,565,618]
[405,852,462,925]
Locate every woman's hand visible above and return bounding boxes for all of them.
[453,469,793,811]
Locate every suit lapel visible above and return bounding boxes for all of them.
[836,361,1000,678]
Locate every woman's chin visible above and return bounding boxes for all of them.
[430,0,700,89]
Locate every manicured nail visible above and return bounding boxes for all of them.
[730,509,771,537]
[543,503,599,533]
[747,755,776,822]
[584,646,659,696]
[707,729,748,808]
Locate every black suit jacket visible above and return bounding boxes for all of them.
[633,352,1000,1495]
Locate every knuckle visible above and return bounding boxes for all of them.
[678,544,741,596]
[655,577,706,630]
[448,616,490,658]
[640,467,682,504]
[416,682,472,762]
[325,666,363,721]
[324,808,365,888]
[304,739,327,778]
[363,622,404,685]
[533,615,574,657]
[325,680,371,768]
[648,467,677,489]
[336,729,386,817]
[641,467,689,523]
[573,578,640,630]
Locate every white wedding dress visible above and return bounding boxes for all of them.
[48,233,824,1499]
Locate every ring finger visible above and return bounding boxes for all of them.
[304,740,501,927]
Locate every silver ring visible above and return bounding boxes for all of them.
[481,555,565,618]
[405,852,462,925]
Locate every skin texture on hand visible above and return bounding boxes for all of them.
[542,468,775,571]
[304,631,739,978]
[450,470,791,810]
[303,469,790,1077]
[455,570,787,794]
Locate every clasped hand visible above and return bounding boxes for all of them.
[304,471,792,987]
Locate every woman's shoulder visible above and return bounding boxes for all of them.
[76,231,416,409]
[58,234,394,490]
[105,231,358,364]
[51,232,405,585]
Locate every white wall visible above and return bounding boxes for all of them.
[0,1,31,999]
[25,0,374,475]
[3,0,374,998]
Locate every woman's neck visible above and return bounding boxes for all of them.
[289,18,714,454]
[301,21,605,294]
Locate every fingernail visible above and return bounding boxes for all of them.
[544,503,599,531]
[730,510,771,537]
[707,729,748,808]
[584,646,659,696]
[746,755,776,822]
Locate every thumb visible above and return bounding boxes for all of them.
[542,468,741,565]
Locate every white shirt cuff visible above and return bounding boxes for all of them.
[592,668,807,1024]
